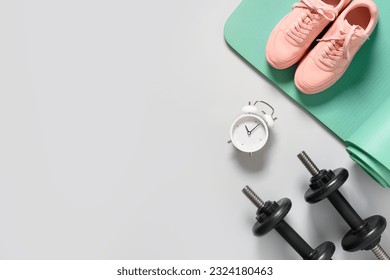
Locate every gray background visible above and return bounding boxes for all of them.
[0,0,389,260]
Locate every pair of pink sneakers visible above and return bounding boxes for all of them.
[266,0,378,94]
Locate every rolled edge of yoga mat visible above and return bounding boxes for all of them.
[345,97,390,188]
[346,144,389,188]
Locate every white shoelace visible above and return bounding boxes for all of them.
[287,0,339,44]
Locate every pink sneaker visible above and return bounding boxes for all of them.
[295,0,378,94]
[266,0,350,69]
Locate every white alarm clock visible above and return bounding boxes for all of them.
[228,101,277,156]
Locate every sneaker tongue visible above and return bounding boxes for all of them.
[316,0,349,10]
[342,19,365,33]
[343,19,353,31]
[315,0,336,9]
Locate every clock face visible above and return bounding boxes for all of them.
[230,114,269,153]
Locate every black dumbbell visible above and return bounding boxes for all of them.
[297,151,390,260]
[242,185,335,260]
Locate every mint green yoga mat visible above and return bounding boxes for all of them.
[224,0,390,188]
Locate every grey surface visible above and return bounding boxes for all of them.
[0,0,389,260]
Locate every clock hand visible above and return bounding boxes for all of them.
[249,123,260,133]
[245,125,251,135]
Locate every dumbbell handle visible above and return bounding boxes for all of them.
[328,190,364,230]
[298,151,365,229]
[243,186,334,260]
[275,220,314,259]
[243,185,314,257]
